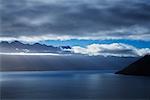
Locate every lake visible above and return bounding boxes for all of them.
[0,71,150,100]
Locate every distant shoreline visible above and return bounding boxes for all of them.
[0,69,117,73]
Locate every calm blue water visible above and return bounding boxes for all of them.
[0,71,150,100]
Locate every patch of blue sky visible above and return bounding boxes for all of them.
[39,39,150,48]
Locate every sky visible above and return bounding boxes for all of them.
[0,0,150,57]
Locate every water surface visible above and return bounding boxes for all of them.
[0,71,150,100]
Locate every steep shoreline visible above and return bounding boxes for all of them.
[115,55,150,76]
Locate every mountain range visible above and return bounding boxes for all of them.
[0,41,143,72]
[0,41,71,53]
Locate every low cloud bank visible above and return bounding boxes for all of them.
[69,43,150,57]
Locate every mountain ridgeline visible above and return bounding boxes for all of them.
[116,55,150,76]
[0,41,71,53]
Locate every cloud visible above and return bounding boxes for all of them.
[1,0,150,41]
[0,25,150,42]
[70,43,150,57]
[0,52,70,56]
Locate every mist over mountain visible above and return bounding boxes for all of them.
[0,54,138,71]
[1,41,149,57]
[0,41,140,71]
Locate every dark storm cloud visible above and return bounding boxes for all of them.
[0,0,150,41]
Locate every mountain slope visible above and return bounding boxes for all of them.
[115,55,150,76]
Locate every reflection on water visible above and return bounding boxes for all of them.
[0,71,150,100]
